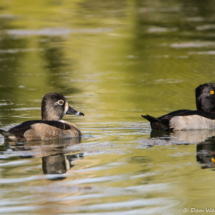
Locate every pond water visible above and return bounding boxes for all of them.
[1,0,215,214]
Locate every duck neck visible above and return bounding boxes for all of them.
[41,111,62,121]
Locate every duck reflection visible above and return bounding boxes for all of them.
[197,137,215,169]
[42,152,83,174]
[150,129,215,145]
[7,137,83,178]
[149,129,215,169]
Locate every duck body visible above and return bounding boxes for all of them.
[143,109,215,131]
[0,93,84,141]
[3,120,81,141]
[142,83,215,131]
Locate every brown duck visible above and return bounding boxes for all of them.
[0,92,84,141]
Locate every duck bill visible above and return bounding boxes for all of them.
[66,106,84,116]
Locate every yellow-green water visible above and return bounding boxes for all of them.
[1,0,215,214]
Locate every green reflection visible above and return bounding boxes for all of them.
[1,0,215,213]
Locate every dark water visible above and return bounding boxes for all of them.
[1,0,215,214]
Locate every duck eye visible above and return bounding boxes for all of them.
[57,100,64,105]
[210,91,214,95]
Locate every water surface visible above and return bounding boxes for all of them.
[1,0,215,214]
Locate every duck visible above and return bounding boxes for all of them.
[0,92,84,141]
[142,83,215,130]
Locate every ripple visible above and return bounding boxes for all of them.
[69,198,179,211]
[4,27,113,36]
[65,175,124,185]
[0,206,40,213]
[126,183,170,192]
[73,166,112,172]
[0,160,30,166]
[170,42,215,48]
[0,48,40,54]
[189,51,215,55]
[148,27,178,33]
[196,24,215,31]
[11,107,40,111]
[0,176,45,184]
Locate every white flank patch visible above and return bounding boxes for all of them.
[170,115,215,130]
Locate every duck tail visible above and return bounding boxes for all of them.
[0,129,17,141]
[142,114,170,130]
[141,114,161,123]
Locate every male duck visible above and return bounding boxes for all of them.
[142,83,215,130]
[0,92,84,141]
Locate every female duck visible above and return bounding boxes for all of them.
[0,92,84,141]
[142,83,215,130]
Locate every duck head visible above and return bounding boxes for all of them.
[41,92,84,121]
[196,83,215,112]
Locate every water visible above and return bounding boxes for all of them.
[1,0,215,214]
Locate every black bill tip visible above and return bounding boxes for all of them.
[75,111,84,116]
[79,112,84,116]
[66,106,84,116]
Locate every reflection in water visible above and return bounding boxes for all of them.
[197,137,215,169]
[42,153,84,175]
[150,129,215,145]
[0,17,27,125]
[149,129,215,169]
[39,36,80,96]
[2,0,215,213]
[150,130,173,139]
[8,137,83,179]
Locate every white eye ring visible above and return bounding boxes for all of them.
[57,100,64,105]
